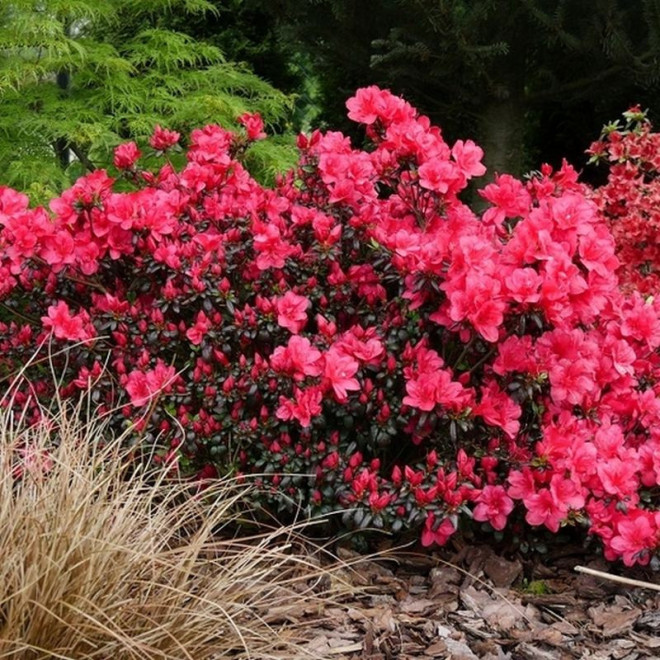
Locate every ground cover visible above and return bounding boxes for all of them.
[301,541,660,659]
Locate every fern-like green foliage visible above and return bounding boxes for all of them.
[0,0,297,199]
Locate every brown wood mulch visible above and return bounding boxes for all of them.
[291,542,660,659]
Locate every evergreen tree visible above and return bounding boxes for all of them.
[0,0,297,199]
[167,0,322,130]
[265,0,660,176]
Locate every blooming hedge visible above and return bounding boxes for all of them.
[3,88,660,565]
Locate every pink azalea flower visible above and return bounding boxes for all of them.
[238,112,267,140]
[253,222,297,271]
[150,125,180,151]
[276,291,310,334]
[113,141,141,169]
[609,513,658,567]
[451,139,486,178]
[474,380,522,439]
[323,347,360,401]
[524,488,567,533]
[125,360,177,407]
[418,160,462,194]
[186,310,211,345]
[473,485,514,531]
[276,386,323,427]
[41,301,94,342]
[507,468,537,501]
[270,335,323,380]
[421,513,456,547]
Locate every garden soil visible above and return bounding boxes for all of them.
[292,542,660,659]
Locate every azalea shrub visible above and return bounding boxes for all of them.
[588,106,660,296]
[2,88,660,566]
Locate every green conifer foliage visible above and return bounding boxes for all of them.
[0,0,296,199]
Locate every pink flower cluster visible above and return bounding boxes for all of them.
[2,91,660,565]
[589,106,660,296]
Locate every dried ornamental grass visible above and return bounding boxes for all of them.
[0,390,340,659]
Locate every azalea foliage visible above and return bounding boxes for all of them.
[2,87,660,566]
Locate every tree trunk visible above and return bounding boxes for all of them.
[54,70,70,168]
[477,96,526,181]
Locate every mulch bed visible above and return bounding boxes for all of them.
[298,542,660,659]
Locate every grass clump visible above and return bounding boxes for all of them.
[0,390,339,659]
